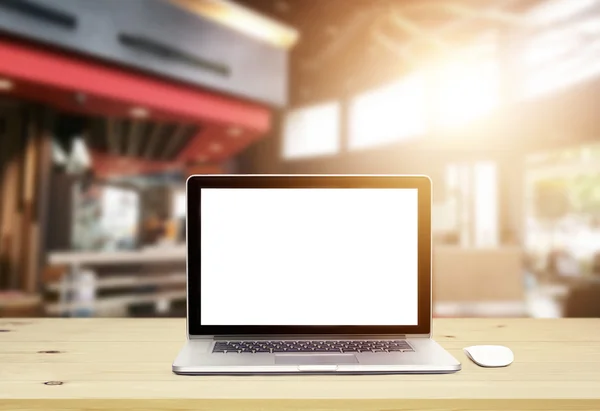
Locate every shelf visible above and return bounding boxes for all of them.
[48,246,186,266]
[45,273,186,292]
[45,290,186,315]
[0,293,42,308]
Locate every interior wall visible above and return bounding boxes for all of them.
[237,72,600,249]
[45,171,75,252]
[238,131,525,244]
[0,103,53,292]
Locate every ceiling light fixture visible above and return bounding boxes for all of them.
[227,126,243,137]
[209,143,223,153]
[170,0,299,49]
[130,107,150,119]
[0,78,14,91]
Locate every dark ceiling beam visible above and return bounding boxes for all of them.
[144,123,165,159]
[0,97,21,109]
[126,120,143,157]
[162,124,191,160]
[106,118,120,155]
[82,118,96,151]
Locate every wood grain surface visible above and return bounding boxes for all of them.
[1,318,599,410]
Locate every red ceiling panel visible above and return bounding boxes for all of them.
[0,37,272,174]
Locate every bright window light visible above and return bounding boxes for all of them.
[522,15,600,68]
[432,59,499,129]
[527,0,599,25]
[521,7,600,100]
[349,74,427,150]
[523,29,580,66]
[173,190,186,219]
[473,161,498,248]
[282,102,340,160]
[523,39,600,98]
[577,16,600,35]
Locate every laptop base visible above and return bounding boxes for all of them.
[172,337,461,374]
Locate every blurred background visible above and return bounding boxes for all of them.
[1,0,600,319]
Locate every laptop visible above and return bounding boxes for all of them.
[172,174,461,374]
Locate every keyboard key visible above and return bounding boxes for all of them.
[212,340,413,354]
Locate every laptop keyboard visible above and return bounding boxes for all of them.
[212,340,413,354]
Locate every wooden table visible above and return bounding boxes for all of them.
[1,318,600,410]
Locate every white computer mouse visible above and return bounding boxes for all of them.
[463,345,514,367]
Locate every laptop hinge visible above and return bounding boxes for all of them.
[212,334,411,340]
[190,334,431,340]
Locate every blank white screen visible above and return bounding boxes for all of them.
[200,188,419,326]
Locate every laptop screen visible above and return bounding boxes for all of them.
[200,188,419,326]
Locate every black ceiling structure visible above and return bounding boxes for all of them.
[236,0,559,105]
[85,118,200,162]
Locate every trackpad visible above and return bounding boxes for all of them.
[275,354,358,365]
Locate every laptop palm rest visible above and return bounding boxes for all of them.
[275,354,358,365]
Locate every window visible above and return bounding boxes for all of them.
[522,36,600,98]
[445,163,472,247]
[173,189,186,219]
[443,161,498,248]
[521,0,600,99]
[527,0,599,25]
[100,187,139,242]
[72,184,139,251]
[473,161,498,248]
[431,56,500,129]
[282,102,341,159]
[348,74,427,150]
